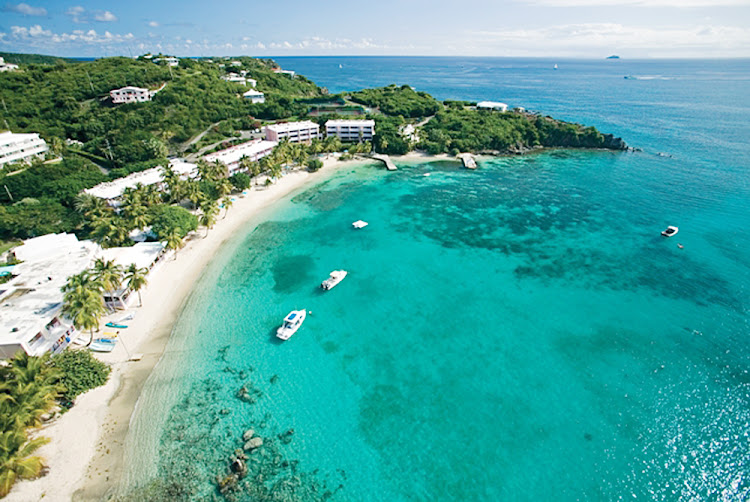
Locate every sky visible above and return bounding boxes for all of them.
[1,0,749,58]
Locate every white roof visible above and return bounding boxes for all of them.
[99,242,165,270]
[477,101,508,109]
[204,140,277,166]
[0,235,100,352]
[265,121,319,133]
[111,86,150,93]
[85,159,197,200]
[325,119,375,127]
[0,131,43,148]
[243,89,264,97]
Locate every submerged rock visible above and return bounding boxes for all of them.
[243,429,255,441]
[244,437,264,450]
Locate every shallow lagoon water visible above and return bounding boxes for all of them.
[123,59,750,500]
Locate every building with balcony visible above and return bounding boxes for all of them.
[0,234,99,358]
[325,119,375,142]
[110,86,154,104]
[203,139,277,175]
[476,101,508,112]
[264,121,320,143]
[0,131,49,166]
[242,89,265,104]
[154,56,179,67]
[222,73,247,86]
[84,159,197,204]
[0,57,19,72]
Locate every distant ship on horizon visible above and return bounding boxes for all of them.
[607,55,621,59]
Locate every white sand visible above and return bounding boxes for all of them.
[5,156,369,502]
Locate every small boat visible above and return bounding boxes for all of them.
[352,220,368,229]
[276,310,306,340]
[553,64,558,70]
[321,270,348,290]
[661,226,679,237]
[423,173,431,177]
[89,338,117,352]
[105,322,128,328]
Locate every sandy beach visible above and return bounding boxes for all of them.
[5,156,370,502]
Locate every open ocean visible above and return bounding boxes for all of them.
[122,57,750,500]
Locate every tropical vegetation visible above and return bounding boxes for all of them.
[0,349,109,497]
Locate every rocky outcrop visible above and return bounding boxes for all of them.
[601,133,628,150]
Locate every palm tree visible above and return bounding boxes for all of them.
[0,431,50,497]
[62,272,106,346]
[184,181,205,209]
[199,201,218,238]
[74,194,109,220]
[124,264,148,307]
[91,259,124,311]
[164,228,185,259]
[221,196,234,219]
[215,178,232,199]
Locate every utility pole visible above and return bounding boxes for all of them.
[84,70,95,93]
[1,98,7,113]
[4,185,13,202]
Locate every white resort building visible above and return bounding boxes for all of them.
[0,234,97,358]
[0,131,49,166]
[243,90,265,104]
[85,159,197,204]
[0,57,19,72]
[325,119,375,142]
[203,139,277,175]
[477,101,508,112]
[264,121,320,143]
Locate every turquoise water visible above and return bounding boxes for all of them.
[122,59,750,501]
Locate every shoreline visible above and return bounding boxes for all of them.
[4,155,372,502]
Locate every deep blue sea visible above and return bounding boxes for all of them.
[122,58,750,501]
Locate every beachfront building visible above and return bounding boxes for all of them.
[110,86,154,104]
[325,119,375,142]
[264,121,320,143]
[243,90,265,104]
[0,131,49,167]
[0,57,19,72]
[477,101,508,112]
[98,241,166,309]
[0,234,99,359]
[203,139,277,175]
[85,158,197,204]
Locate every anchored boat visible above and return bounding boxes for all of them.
[276,310,306,340]
[661,226,679,237]
[321,270,347,290]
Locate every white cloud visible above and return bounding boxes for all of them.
[521,0,749,5]
[7,24,134,46]
[66,5,85,23]
[148,21,159,28]
[66,6,118,23]
[469,23,750,57]
[4,3,47,16]
[94,10,117,22]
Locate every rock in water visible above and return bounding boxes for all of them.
[244,437,264,450]
[243,429,255,441]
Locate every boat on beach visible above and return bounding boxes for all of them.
[276,310,306,340]
[321,270,348,290]
[89,338,117,352]
[105,322,128,328]
[661,226,679,237]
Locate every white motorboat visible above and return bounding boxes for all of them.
[352,220,368,229]
[321,270,348,290]
[661,226,679,237]
[276,310,306,340]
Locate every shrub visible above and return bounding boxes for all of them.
[52,349,110,404]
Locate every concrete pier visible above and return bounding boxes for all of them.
[458,153,477,169]
[372,154,397,171]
